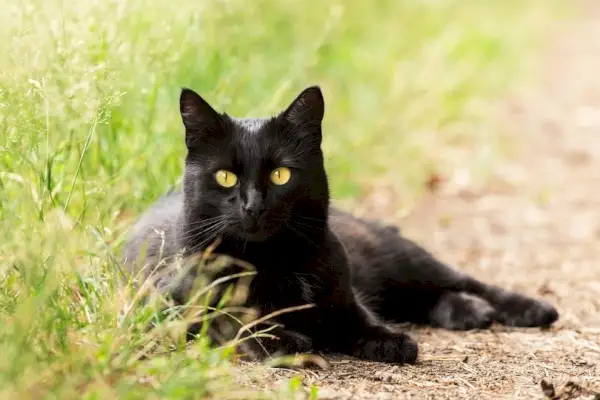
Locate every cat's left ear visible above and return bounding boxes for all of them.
[281,86,325,138]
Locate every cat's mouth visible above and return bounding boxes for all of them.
[231,211,288,242]
[240,215,260,231]
[234,217,271,242]
[235,228,271,242]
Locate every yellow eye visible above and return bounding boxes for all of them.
[214,169,238,188]
[270,167,291,185]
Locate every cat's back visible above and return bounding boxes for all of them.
[329,206,399,248]
[328,206,402,271]
[122,190,183,271]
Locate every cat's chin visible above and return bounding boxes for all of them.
[234,229,272,243]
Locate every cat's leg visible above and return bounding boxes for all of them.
[410,250,560,327]
[153,265,314,360]
[355,232,559,329]
[188,311,315,363]
[322,229,419,364]
[234,325,314,361]
[428,291,496,330]
[460,275,559,327]
[321,300,419,364]
[351,324,418,364]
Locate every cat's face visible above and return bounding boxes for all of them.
[180,86,329,243]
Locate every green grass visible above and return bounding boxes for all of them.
[0,0,569,398]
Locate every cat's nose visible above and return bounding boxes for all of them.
[241,189,265,219]
[242,204,263,219]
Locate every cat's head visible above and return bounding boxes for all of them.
[179,86,329,243]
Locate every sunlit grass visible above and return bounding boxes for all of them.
[0,0,568,398]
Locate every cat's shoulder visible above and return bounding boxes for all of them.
[131,189,183,229]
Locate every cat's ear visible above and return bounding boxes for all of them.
[180,88,223,149]
[281,86,325,133]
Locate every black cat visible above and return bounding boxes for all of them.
[123,86,558,364]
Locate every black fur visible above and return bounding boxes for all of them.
[123,86,558,364]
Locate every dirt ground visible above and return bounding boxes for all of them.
[238,3,600,399]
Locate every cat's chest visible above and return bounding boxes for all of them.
[247,271,317,315]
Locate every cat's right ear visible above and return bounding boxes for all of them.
[281,86,325,129]
[180,88,223,149]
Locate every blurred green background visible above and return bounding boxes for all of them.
[0,0,568,398]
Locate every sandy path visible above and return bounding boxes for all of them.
[241,3,600,399]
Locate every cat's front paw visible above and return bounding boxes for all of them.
[238,328,313,361]
[353,330,418,364]
[495,293,559,327]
